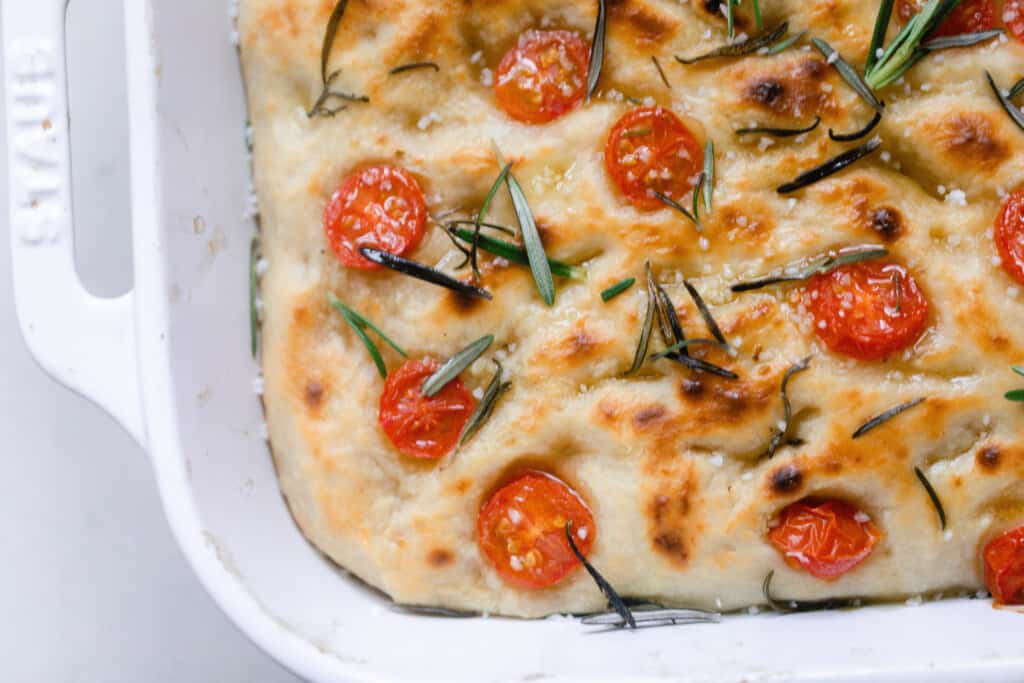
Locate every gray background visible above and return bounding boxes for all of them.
[0,2,301,681]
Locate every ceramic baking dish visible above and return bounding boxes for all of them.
[4,0,1024,681]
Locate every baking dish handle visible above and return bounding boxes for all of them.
[3,0,146,447]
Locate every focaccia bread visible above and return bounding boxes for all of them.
[239,0,1024,617]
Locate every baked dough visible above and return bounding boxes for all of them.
[239,0,1024,616]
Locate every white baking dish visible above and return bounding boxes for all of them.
[4,1,1024,681]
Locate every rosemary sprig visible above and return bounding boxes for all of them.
[828,111,883,142]
[602,277,636,302]
[676,22,789,64]
[390,604,478,618]
[327,293,407,378]
[914,466,947,530]
[1007,366,1024,401]
[766,30,807,55]
[986,71,1024,134]
[388,62,440,75]
[447,226,583,280]
[922,29,1003,49]
[422,335,494,397]
[762,570,862,613]
[683,280,730,347]
[359,247,493,300]
[566,522,636,629]
[852,397,926,438]
[249,238,260,358]
[731,245,888,292]
[661,353,739,379]
[586,0,607,102]
[653,191,700,229]
[581,607,720,627]
[459,361,511,448]
[628,266,657,374]
[767,357,812,458]
[649,265,686,351]
[652,56,671,88]
[1011,78,1024,100]
[865,0,963,91]
[736,117,821,138]
[319,0,347,85]
[752,0,763,31]
[308,0,369,117]
[470,163,514,281]
[692,172,705,229]
[650,339,731,359]
[811,38,884,113]
[703,140,715,214]
[506,173,556,305]
[866,0,896,73]
[776,137,881,194]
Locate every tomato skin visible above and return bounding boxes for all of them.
[996,189,1024,286]
[983,526,1024,605]
[494,30,590,124]
[604,106,704,211]
[324,165,427,270]
[805,261,929,361]
[1007,0,1024,42]
[477,471,595,589]
[896,0,996,37]
[768,499,882,580]
[378,358,476,460]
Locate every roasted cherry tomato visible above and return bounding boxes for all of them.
[604,106,704,211]
[896,0,996,37]
[494,30,590,124]
[378,358,476,459]
[805,260,928,361]
[768,499,882,580]
[324,165,427,270]
[1007,0,1024,42]
[477,471,595,589]
[983,526,1024,605]
[996,189,1024,286]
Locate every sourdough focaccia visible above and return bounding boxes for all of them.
[239,0,1024,617]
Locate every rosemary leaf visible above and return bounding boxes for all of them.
[1010,78,1024,100]
[586,0,608,102]
[308,1,369,117]
[865,0,961,90]
[776,137,882,194]
[1013,366,1024,377]
[566,522,636,629]
[448,226,583,279]
[866,0,896,73]
[319,0,347,85]
[922,29,1003,49]
[767,356,812,458]
[652,56,671,88]
[327,292,388,378]
[653,191,700,229]
[422,335,494,397]
[828,111,883,142]
[763,570,861,613]
[767,30,807,55]
[752,0,763,30]
[914,466,947,530]
[601,277,636,302]
[388,61,441,75]
[726,0,736,40]
[628,270,656,374]
[335,301,407,358]
[458,360,511,448]
[471,163,514,281]
[390,604,479,618]
[1007,390,1024,402]
[649,264,686,351]
[676,22,789,64]
[665,353,739,379]
[581,607,720,627]
[506,173,556,305]
[986,71,1024,133]
[651,339,731,360]
[692,172,705,229]
[249,238,260,358]
[359,248,493,300]
[731,245,888,292]
[851,397,926,439]
[703,139,715,214]
[812,38,884,113]
[683,280,730,347]
[736,117,821,138]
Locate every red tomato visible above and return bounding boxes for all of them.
[323,165,427,270]
[378,358,476,459]
[768,499,882,580]
[477,471,595,589]
[604,107,704,211]
[996,189,1024,286]
[805,260,929,361]
[494,30,590,124]
[896,0,996,37]
[983,526,1024,605]
[1007,0,1024,42]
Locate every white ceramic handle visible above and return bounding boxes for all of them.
[3,0,146,447]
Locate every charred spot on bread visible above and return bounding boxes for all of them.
[634,405,668,430]
[427,548,455,567]
[769,463,803,494]
[977,445,1001,471]
[869,206,903,241]
[934,112,1010,170]
[304,380,325,410]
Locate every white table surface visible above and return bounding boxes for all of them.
[0,3,301,681]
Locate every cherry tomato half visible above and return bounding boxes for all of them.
[477,471,595,589]
[494,30,590,124]
[324,165,427,270]
[896,0,996,37]
[983,525,1024,605]
[378,358,476,459]
[805,260,929,361]
[996,189,1024,286]
[604,106,704,211]
[768,499,882,580]
[1007,0,1024,42]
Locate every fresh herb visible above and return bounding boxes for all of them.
[469,163,514,281]
[866,0,895,73]
[767,30,807,55]
[390,604,479,618]
[776,137,882,194]
[762,570,862,613]
[865,0,963,91]
[652,56,671,88]
[628,266,657,374]
[662,353,739,379]
[828,111,883,142]
[359,247,493,300]
[731,245,888,292]
[651,339,731,359]
[1011,78,1024,100]
[327,292,408,378]
[922,29,1003,49]
[308,0,369,117]
[447,225,583,280]
[459,361,511,448]
[388,61,441,75]
[683,280,730,347]
[986,71,1024,133]
[752,0,763,31]
[422,335,494,397]
[649,265,686,351]
[767,357,812,458]
[506,173,556,305]
[914,466,947,530]
[676,22,789,64]
[249,238,260,358]
[653,190,699,229]
[737,117,822,138]
[602,277,636,302]
[566,521,636,629]
[811,38,884,113]
[1007,366,1024,401]
[581,606,720,627]
[852,397,926,438]
[702,140,715,214]
[692,172,706,229]
[586,0,607,102]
